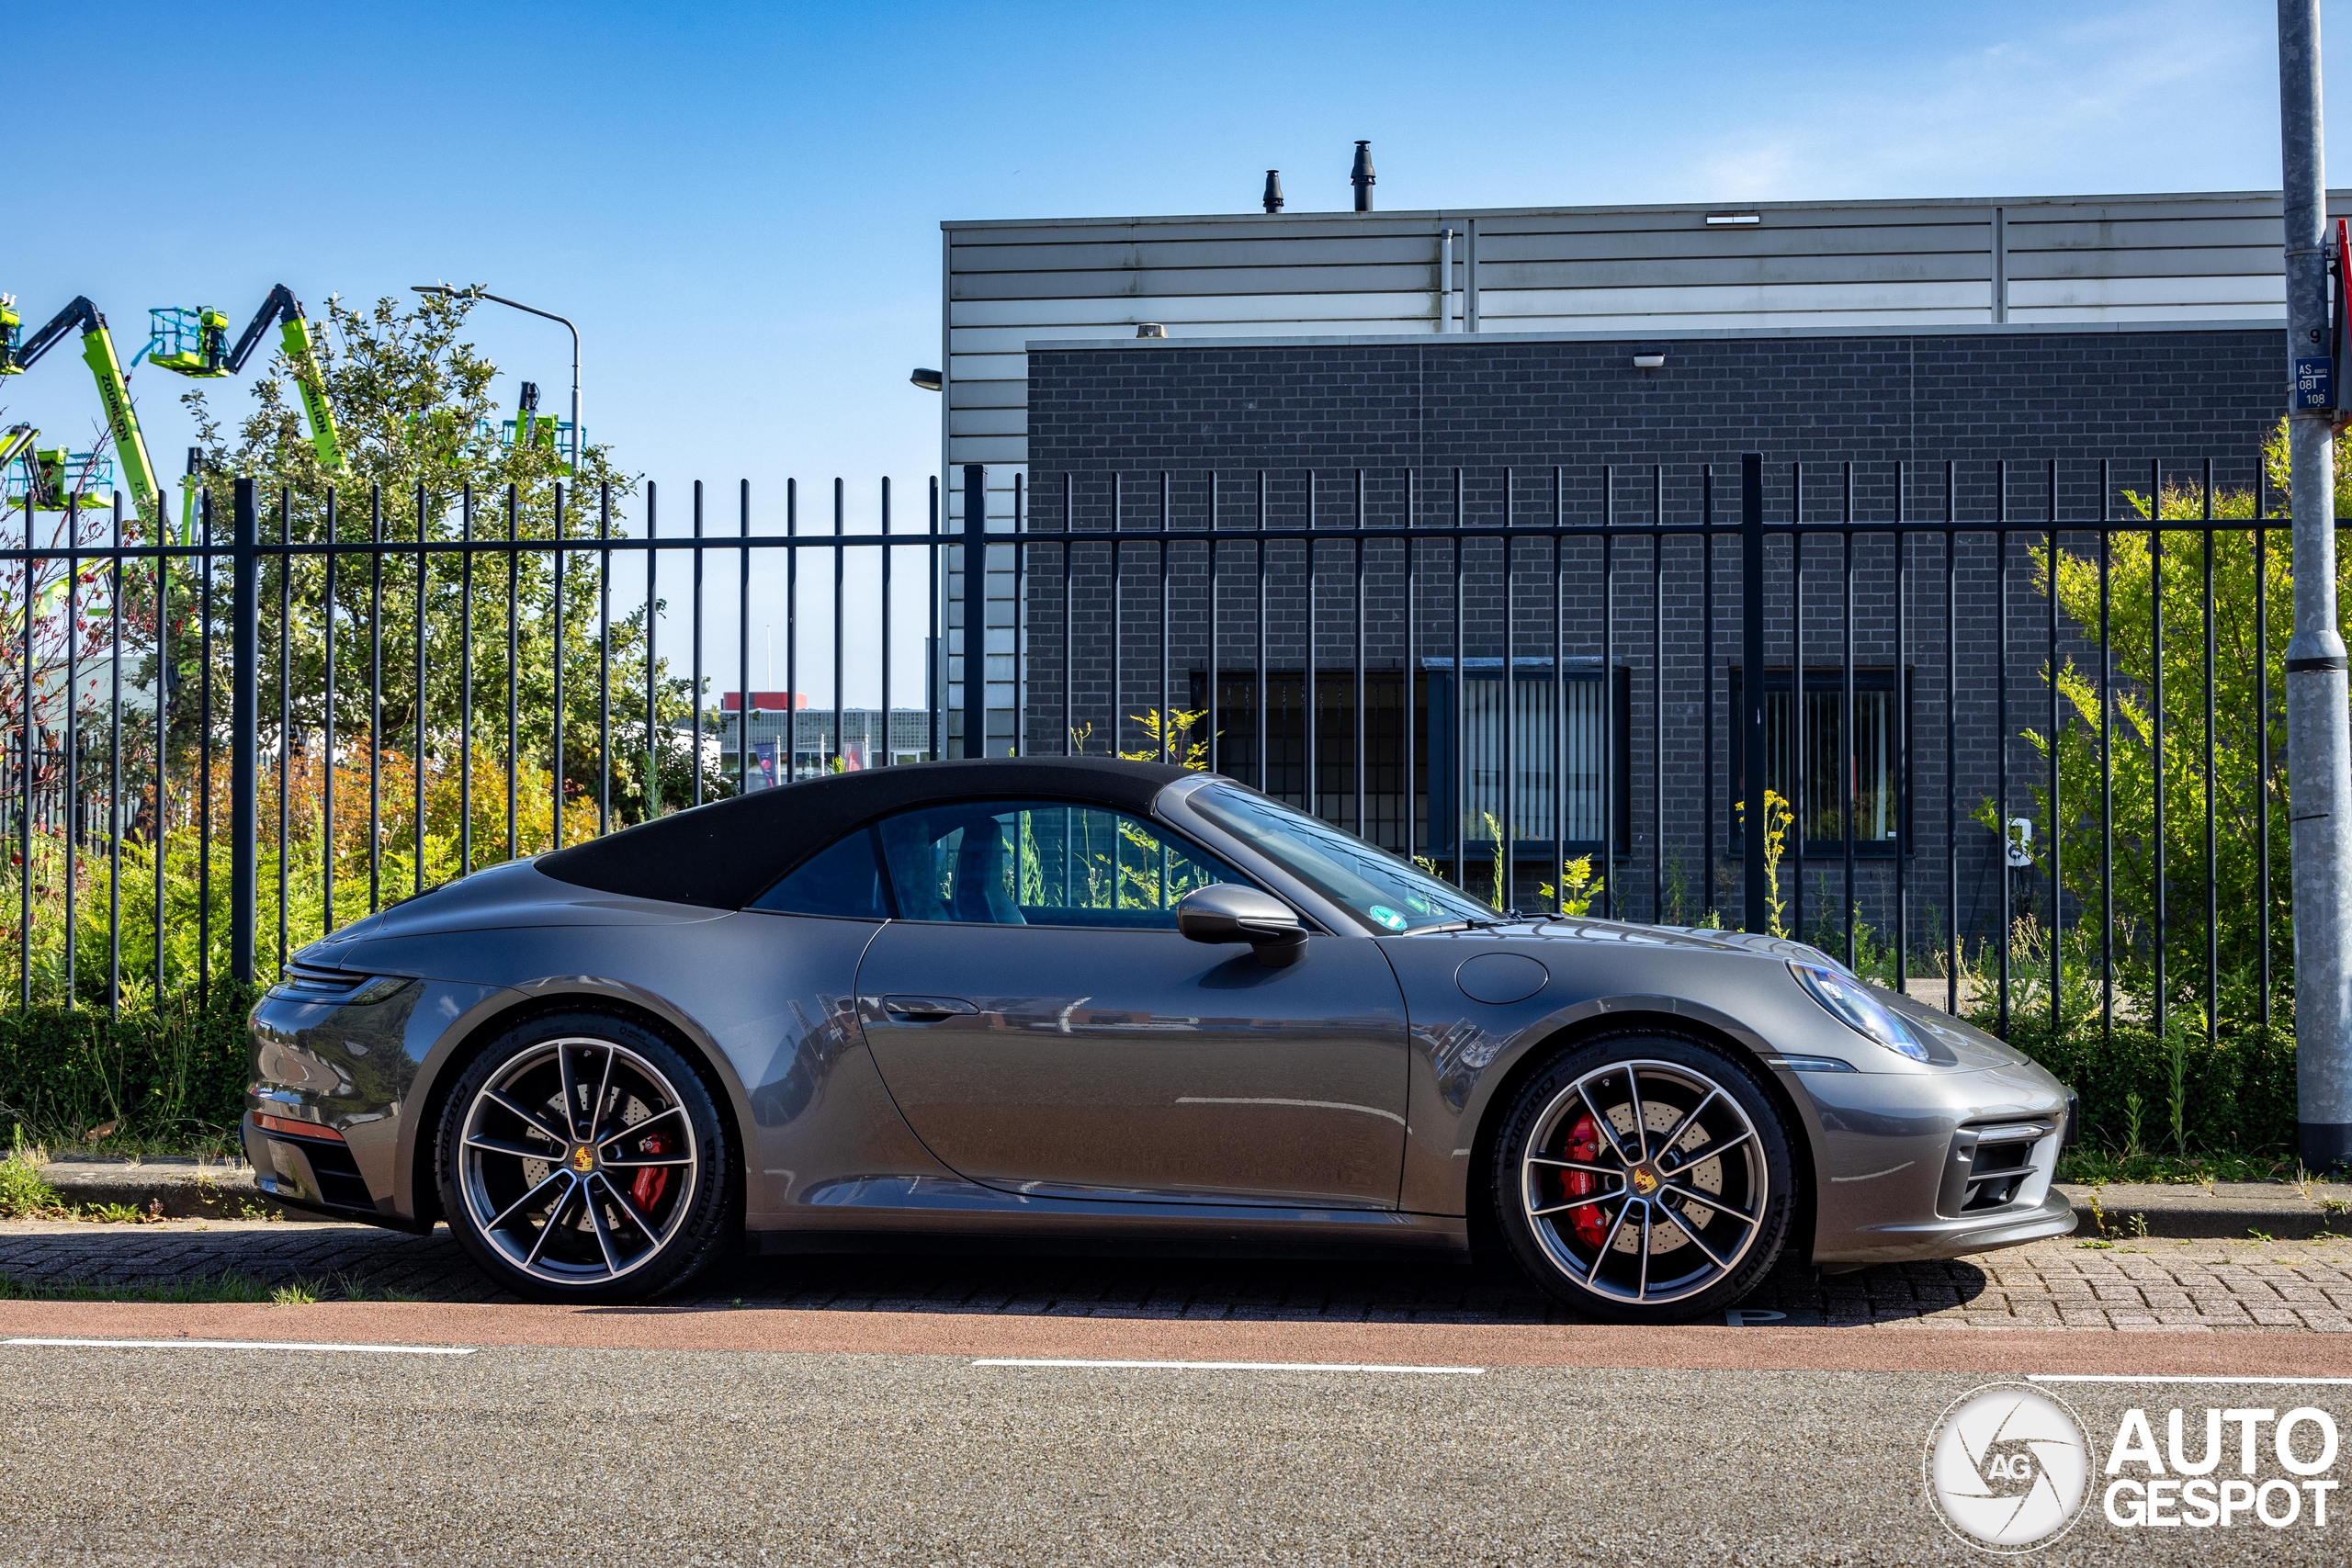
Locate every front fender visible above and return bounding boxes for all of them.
[1377,933,1836,1217]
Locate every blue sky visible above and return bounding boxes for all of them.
[7,0,2329,493]
[3,0,2335,698]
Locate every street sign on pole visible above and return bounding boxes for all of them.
[2278,0,2352,1170]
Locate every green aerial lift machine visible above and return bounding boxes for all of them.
[143,284,345,471]
[0,294,163,525]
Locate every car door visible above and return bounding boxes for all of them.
[854,798,1410,1209]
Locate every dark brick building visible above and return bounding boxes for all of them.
[1012,323,2282,959]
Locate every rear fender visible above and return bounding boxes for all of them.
[394,976,761,1225]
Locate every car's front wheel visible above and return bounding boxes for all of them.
[436,1013,736,1303]
[1490,1032,1795,1324]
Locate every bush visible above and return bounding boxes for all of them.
[0,986,256,1152]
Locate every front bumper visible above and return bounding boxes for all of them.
[1823,1186,2077,1265]
[1795,1056,2077,1265]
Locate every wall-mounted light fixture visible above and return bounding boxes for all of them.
[910,367,943,390]
[1632,354,1667,369]
[1136,323,1168,338]
[1704,212,1762,226]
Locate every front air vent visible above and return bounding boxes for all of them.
[1939,1120,2057,1217]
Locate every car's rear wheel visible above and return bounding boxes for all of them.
[1490,1032,1795,1324]
[436,1013,735,1303]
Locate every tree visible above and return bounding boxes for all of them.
[172,290,709,846]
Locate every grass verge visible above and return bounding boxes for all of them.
[2057,1148,2316,1186]
[0,1269,421,1305]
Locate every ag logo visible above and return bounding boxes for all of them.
[1631,1167,1658,1195]
[571,1145,595,1174]
[1924,1383,2091,1552]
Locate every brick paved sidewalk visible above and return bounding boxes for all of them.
[6,1217,2352,1331]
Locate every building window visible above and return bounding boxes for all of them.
[1727,667,1908,855]
[1423,660,1629,859]
[1188,670,1418,854]
[1176,662,1626,862]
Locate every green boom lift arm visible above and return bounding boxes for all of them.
[0,295,163,525]
[147,284,345,472]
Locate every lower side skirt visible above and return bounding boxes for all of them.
[743,1210,1472,1263]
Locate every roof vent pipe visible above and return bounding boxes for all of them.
[1262,170,1284,214]
[1351,141,1374,211]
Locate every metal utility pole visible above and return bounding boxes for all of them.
[2279,0,2352,1170]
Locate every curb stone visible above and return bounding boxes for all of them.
[35,1158,294,1222]
[28,1165,2352,1242]
[2061,1181,2352,1243]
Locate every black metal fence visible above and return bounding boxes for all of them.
[1009,451,2301,1047]
[0,451,2309,1056]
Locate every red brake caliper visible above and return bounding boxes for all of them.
[1562,1112,1608,1247]
[630,1134,670,1211]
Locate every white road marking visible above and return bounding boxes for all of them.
[2030,1372,2352,1385]
[5,1337,475,1356]
[972,1358,1483,1374]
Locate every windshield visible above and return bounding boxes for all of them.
[1186,784,1496,933]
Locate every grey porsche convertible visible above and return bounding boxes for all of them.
[243,757,2075,1323]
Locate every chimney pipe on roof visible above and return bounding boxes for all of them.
[1351,141,1374,211]
[1262,170,1284,214]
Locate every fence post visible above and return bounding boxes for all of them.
[962,463,987,759]
[1741,454,1768,934]
[231,478,258,984]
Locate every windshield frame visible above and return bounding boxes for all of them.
[1171,780,1498,935]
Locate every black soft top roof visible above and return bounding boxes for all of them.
[536,757,1200,909]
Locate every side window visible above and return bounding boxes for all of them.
[749,828,892,919]
[873,799,1241,929]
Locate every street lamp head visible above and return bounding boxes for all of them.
[910,367,943,391]
[411,284,479,299]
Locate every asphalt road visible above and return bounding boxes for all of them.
[0,1337,2345,1567]
[7,1224,2352,1563]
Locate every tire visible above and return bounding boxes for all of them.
[436,1011,738,1304]
[1488,1031,1796,1325]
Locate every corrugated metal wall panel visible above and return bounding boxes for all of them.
[938,188,2325,761]
[1483,309,2007,333]
[2008,275,2286,308]
[1472,281,1994,315]
[942,191,2340,470]
[951,291,1436,327]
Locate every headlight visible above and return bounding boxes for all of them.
[1789,961,1930,1062]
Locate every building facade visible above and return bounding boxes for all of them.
[713,694,933,788]
[938,187,2329,949]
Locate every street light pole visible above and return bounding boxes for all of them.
[412,285,582,475]
[2278,0,2352,1170]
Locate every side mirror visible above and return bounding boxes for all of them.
[1176,884,1308,967]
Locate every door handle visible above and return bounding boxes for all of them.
[882,995,979,1021]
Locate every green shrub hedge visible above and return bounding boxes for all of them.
[0,986,256,1153]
